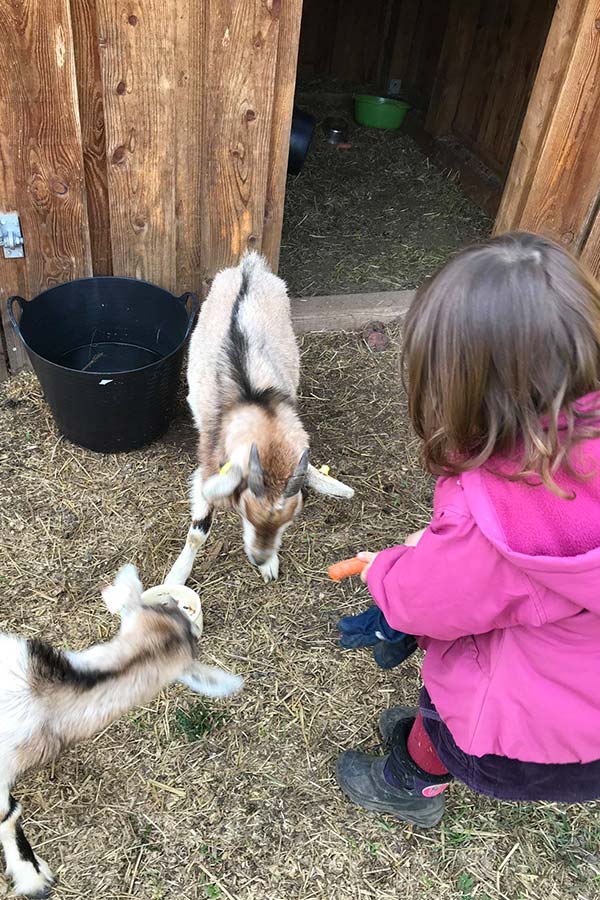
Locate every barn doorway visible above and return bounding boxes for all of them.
[280,0,557,299]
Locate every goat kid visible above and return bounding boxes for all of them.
[0,565,242,898]
[167,252,354,586]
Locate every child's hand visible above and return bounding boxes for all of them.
[357,551,378,582]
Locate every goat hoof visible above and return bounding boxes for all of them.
[12,857,55,899]
[259,555,279,583]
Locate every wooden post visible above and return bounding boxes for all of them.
[494,0,595,243]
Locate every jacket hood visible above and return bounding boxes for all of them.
[462,468,600,614]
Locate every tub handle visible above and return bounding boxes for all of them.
[178,291,200,339]
[7,295,26,337]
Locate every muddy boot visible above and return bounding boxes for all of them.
[336,713,451,828]
[378,705,418,746]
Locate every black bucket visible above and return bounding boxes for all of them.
[288,106,316,176]
[8,277,198,453]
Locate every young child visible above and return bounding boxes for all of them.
[336,232,600,828]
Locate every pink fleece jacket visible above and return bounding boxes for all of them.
[367,403,600,765]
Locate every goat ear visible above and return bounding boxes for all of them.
[102,563,143,615]
[202,463,243,502]
[307,463,354,499]
[178,663,244,698]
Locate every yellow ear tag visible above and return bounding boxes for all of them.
[219,460,232,476]
[319,464,331,477]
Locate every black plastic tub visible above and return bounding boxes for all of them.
[8,277,198,453]
[288,106,316,176]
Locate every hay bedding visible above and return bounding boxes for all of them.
[0,329,598,900]
[280,93,492,298]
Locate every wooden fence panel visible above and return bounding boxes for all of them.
[0,0,91,375]
[494,0,596,241]
[96,1,177,289]
[199,0,282,280]
[0,0,305,379]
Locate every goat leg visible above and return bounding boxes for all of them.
[0,792,55,899]
[166,468,214,585]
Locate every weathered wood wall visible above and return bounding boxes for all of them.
[495,0,600,279]
[0,0,303,376]
[298,0,394,85]
[298,0,556,180]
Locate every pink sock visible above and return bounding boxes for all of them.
[407,711,449,776]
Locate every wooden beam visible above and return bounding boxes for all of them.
[97,1,177,289]
[71,0,112,275]
[262,0,304,272]
[0,0,91,374]
[494,0,588,235]
[425,0,480,138]
[291,290,413,333]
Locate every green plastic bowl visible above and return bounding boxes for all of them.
[354,95,410,130]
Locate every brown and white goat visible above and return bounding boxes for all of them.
[0,565,242,898]
[166,252,353,585]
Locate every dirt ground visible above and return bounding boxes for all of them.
[279,92,492,297]
[0,330,599,900]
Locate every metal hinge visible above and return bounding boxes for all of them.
[0,212,24,258]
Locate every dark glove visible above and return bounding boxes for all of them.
[337,605,403,648]
[372,635,418,669]
[336,606,418,668]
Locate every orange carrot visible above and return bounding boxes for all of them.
[328,557,368,581]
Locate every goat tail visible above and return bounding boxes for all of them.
[240,249,271,280]
[102,564,144,615]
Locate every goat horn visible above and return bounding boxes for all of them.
[283,448,310,498]
[248,443,265,497]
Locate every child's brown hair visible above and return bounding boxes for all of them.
[403,232,600,494]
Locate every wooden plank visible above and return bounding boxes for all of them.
[297,0,340,77]
[453,2,510,148]
[387,0,421,85]
[330,0,389,84]
[0,0,91,374]
[507,1,600,249]
[580,196,600,279]
[494,0,587,234]
[71,0,112,275]
[404,0,450,109]
[475,0,556,177]
[97,1,177,288]
[425,0,480,138]
[175,0,205,294]
[262,0,304,272]
[199,0,282,279]
[291,290,413,333]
